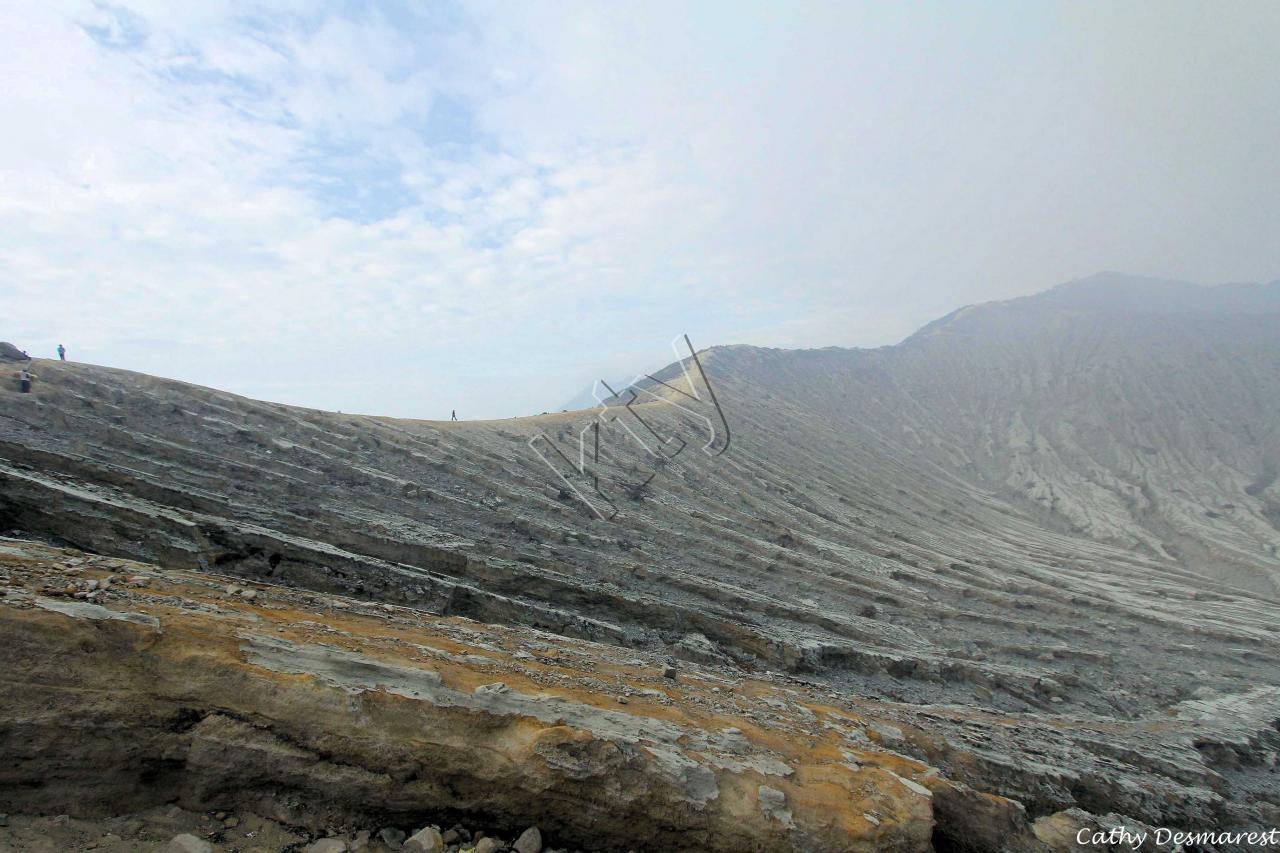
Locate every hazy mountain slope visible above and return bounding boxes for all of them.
[727,272,1280,595]
[558,377,635,412]
[912,298,1279,590]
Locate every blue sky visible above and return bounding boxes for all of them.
[3,1,1279,418]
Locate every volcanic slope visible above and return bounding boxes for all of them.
[2,272,1279,845]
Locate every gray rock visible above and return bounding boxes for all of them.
[672,632,731,666]
[304,840,349,853]
[1035,677,1065,698]
[513,826,543,853]
[758,785,795,829]
[378,827,407,850]
[473,839,503,853]
[403,826,445,853]
[166,835,214,853]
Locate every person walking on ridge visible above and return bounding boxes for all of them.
[451,410,457,421]
[57,344,66,361]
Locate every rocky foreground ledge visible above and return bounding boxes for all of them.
[1,539,1276,852]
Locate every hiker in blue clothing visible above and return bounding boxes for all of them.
[57,344,66,361]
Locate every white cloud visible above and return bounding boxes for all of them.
[1,1,1278,418]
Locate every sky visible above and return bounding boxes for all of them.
[2,1,1279,419]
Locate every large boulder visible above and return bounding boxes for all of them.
[403,827,445,853]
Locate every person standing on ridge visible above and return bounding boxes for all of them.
[451,410,457,421]
[57,344,66,361]
[18,366,34,393]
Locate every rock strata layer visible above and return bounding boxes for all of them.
[3,541,1278,851]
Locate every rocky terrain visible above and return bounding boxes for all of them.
[2,273,1279,850]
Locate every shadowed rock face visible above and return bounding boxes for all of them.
[1,274,1279,847]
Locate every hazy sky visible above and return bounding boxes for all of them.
[3,1,1279,418]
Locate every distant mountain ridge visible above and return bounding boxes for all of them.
[907,273,1280,344]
